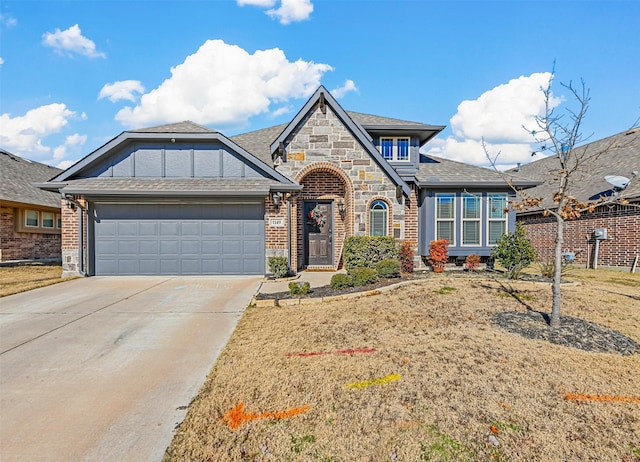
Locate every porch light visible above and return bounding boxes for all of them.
[337,200,346,218]
[272,192,283,211]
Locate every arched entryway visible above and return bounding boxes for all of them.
[294,163,353,271]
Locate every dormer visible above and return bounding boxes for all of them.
[348,111,445,178]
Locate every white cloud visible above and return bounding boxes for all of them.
[98,80,145,102]
[0,57,4,65]
[42,24,105,58]
[238,0,313,24]
[424,72,560,169]
[55,160,76,170]
[0,104,86,165]
[0,14,17,28]
[267,0,313,24]
[271,105,293,117]
[115,39,333,128]
[331,79,357,99]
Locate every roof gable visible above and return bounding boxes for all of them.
[269,86,412,196]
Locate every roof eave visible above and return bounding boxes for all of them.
[417,180,541,188]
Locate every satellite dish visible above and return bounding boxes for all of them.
[605,175,631,190]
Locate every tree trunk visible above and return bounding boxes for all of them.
[550,216,564,327]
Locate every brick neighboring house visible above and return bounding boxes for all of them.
[1,149,63,262]
[516,127,640,269]
[38,87,537,276]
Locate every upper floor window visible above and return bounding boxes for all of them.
[435,193,455,244]
[380,137,410,162]
[369,200,388,236]
[488,193,508,245]
[462,194,481,245]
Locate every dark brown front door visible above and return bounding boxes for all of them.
[304,201,332,266]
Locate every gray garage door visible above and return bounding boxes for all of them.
[93,203,265,275]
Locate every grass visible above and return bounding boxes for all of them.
[164,269,640,461]
[0,265,67,297]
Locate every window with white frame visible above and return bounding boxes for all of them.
[25,210,39,227]
[462,194,481,245]
[488,193,508,245]
[42,211,55,228]
[369,200,388,236]
[57,214,62,229]
[435,193,455,244]
[380,137,410,161]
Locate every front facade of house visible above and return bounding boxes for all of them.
[39,87,536,276]
[0,150,63,262]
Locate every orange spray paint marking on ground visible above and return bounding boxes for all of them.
[285,348,376,357]
[222,402,310,430]
[565,393,640,403]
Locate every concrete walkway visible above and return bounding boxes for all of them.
[0,276,261,462]
[258,270,342,294]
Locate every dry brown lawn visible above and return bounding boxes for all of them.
[166,269,640,462]
[0,265,66,297]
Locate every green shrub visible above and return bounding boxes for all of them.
[343,236,398,272]
[375,258,401,278]
[288,281,310,296]
[349,267,378,287]
[330,273,353,289]
[538,259,574,279]
[268,256,289,278]
[491,222,536,280]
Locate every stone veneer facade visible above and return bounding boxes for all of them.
[269,104,414,271]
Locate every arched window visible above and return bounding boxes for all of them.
[369,200,388,236]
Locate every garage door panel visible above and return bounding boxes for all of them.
[93,203,264,275]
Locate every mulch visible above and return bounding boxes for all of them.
[492,311,639,356]
[257,271,639,357]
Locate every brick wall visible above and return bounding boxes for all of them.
[61,197,87,275]
[0,205,61,261]
[519,203,640,268]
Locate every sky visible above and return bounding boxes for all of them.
[1,0,639,171]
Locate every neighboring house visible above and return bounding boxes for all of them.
[37,87,537,276]
[516,127,640,269]
[0,149,63,262]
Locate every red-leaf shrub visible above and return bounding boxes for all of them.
[465,254,481,272]
[398,240,415,274]
[428,239,449,273]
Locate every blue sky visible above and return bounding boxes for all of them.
[1,0,638,170]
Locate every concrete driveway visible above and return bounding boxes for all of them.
[0,275,262,462]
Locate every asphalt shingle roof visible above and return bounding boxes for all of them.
[130,120,217,133]
[416,154,539,187]
[0,149,62,208]
[513,128,640,209]
[58,177,284,195]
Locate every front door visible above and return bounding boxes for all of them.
[304,201,332,266]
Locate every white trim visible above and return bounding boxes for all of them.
[379,136,411,162]
[461,193,481,246]
[487,193,508,246]
[435,193,456,245]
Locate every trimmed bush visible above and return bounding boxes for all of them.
[343,236,398,272]
[465,254,481,272]
[268,256,289,279]
[288,281,310,296]
[428,239,449,273]
[330,273,354,290]
[375,258,401,278]
[349,267,378,287]
[398,240,415,274]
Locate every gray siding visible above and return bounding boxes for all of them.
[83,142,267,179]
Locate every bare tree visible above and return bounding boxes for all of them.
[486,73,638,328]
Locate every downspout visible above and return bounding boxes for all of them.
[286,192,299,274]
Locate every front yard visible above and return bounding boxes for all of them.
[164,270,640,461]
[0,264,65,297]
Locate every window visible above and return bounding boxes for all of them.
[57,214,62,229]
[369,200,388,236]
[462,194,481,245]
[26,210,39,227]
[42,212,55,228]
[488,193,508,245]
[435,194,455,244]
[380,137,410,161]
